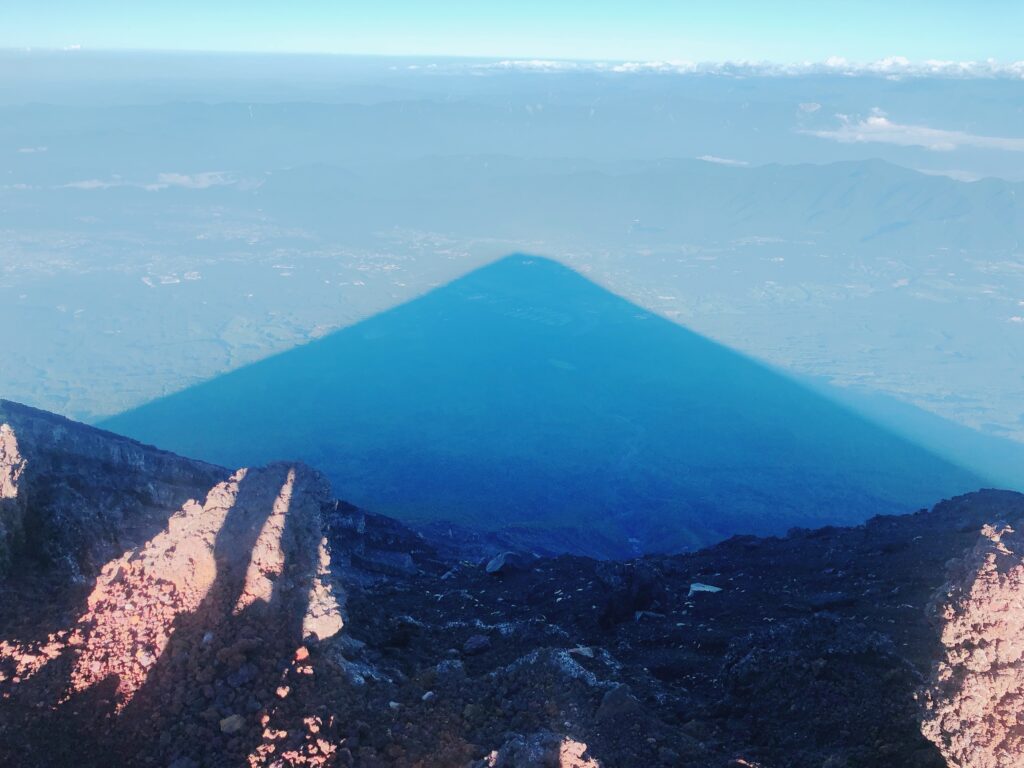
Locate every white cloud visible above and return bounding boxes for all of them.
[485,59,583,72]
[61,171,237,191]
[150,171,235,190]
[62,179,114,190]
[916,168,984,182]
[798,102,821,113]
[468,58,1024,80]
[803,109,1024,152]
[17,146,47,154]
[696,155,749,167]
[610,60,699,74]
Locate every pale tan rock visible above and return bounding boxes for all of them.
[0,424,24,500]
[0,423,27,574]
[921,523,1024,767]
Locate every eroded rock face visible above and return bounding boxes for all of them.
[0,399,227,581]
[0,423,28,574]
[0,460,349,767]
[922,523,1024,767]
[0,424,24,499]
[67,464,344,707]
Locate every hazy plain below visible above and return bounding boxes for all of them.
[3,51,1023,463]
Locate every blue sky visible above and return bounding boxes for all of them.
[4,0,1023,62]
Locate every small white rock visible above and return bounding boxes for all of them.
[688,582,723,597]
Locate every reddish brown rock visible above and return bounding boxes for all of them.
[922,523,1024,767]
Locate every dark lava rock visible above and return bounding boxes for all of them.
[596,560,664,627]
[595,684,642,723]
[463,633,492,655]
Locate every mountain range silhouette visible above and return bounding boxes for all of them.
[103,254,986,555]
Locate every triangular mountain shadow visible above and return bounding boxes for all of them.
[102,255,987,557]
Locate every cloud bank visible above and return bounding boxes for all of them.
[61,172,237,191]
[464,57,1024,79]
[696,155,749,167]
[804,109,1024,152]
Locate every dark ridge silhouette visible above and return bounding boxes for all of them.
[102,254,987,555]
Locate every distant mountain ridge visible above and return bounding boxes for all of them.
[253,156,1024,253]
[102,254,987,555]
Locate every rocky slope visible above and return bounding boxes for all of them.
[1,401,1023,767]
[0,399,226,581]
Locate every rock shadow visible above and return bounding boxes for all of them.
[1,463,337,768]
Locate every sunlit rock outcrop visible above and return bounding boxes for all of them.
[75,462,343,719]
[922,523,1024,767]
[2,459,349,716]
[69,469,247,704]
[0,423,27,574]
[1,458,348,766]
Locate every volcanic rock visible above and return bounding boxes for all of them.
[486,551,528,575]
[219,714,246,734]
[0,423,27,574]
[921,523,1024,767]
[3,402,1024,768]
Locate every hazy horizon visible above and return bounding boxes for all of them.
[7,0,1024,60]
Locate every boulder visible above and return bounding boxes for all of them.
[688,582,722,597]
[463,634,492,655]
[486,551,528,575]
[596,684,642,723]
[218,714,245,734]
